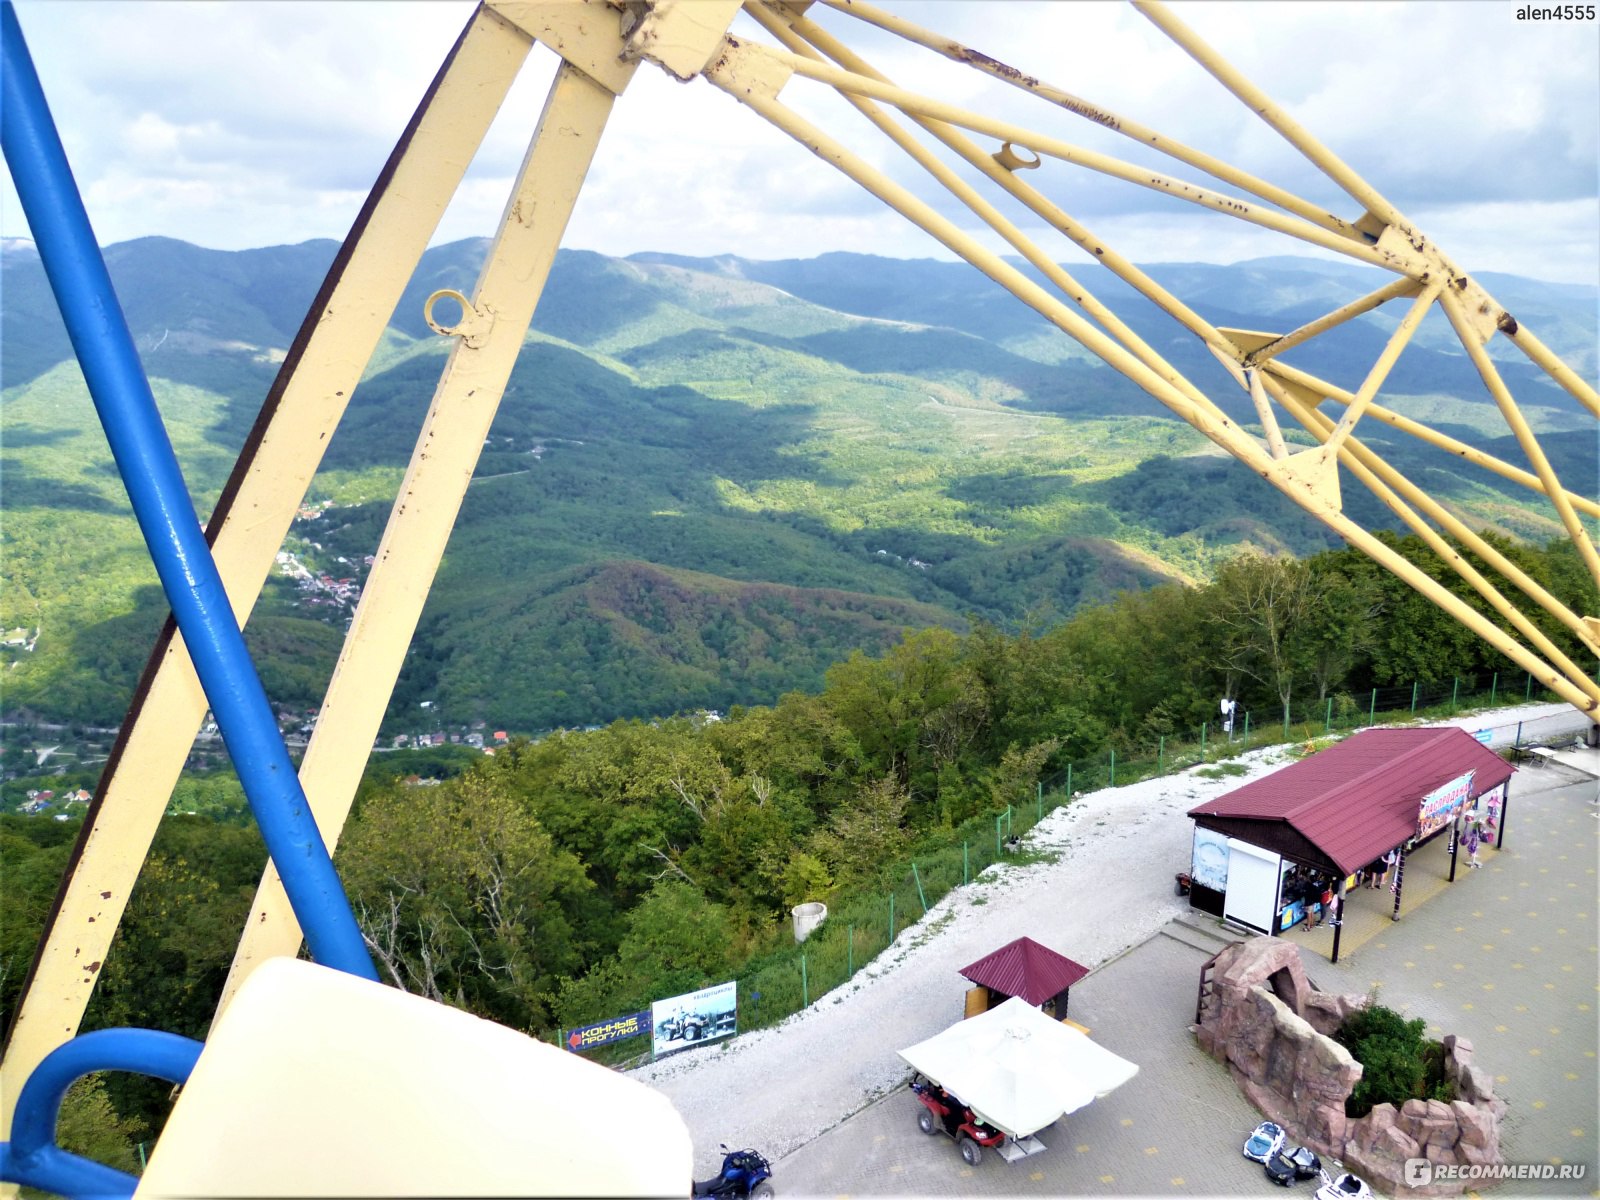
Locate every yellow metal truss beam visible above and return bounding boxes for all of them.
[8,0,1596,1141]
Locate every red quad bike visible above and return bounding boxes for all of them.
[910,1075,1007,1166]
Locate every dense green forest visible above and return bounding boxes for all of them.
[4,240,1595,731]
[3,532,1591,1161]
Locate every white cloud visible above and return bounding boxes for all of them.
[1,0,1594,285]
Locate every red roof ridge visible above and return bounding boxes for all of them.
[1278,727,1453,821]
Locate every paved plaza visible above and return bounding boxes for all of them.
[773,769,1599,1198]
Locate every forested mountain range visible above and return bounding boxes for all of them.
[1,236,1593,731]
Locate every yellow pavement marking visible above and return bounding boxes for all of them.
[1482,944,1495,951]
[1453,962,1465,970]
[1404,961,1416,969]
[1569,1073,1581,1080]
[1433,981,1445,989]
[1550,1026,1562,1034]
[1513,963,1525,970]
[1534,1100,1548,1109]
[1077,1145,1090,1154]
[1030,1171,1044,1181]
[1495,1026,1509,1033]
[1531,1048,1544,1056]
[1100,1175,1115,1184]
[1171,1178,1185,1187]
[888,1164,903,1174]
[1462,1003,1474,1010]
[1497,1074,1509,1082]
[1145,1146,1159,1155]
[1482,982,1495,990]
[1573,1129,1586,1138]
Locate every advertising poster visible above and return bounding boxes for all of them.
[650,980,737,1059]
[1191,826,1230,892]
[1416,769,1474,839]
[564,1010,650,1053]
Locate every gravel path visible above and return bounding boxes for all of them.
[629,703,1591,1178]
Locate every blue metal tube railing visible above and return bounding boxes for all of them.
[0,1029,204,1199]
[0,0,376,980]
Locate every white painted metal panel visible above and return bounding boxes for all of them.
[1223,838,1281,934]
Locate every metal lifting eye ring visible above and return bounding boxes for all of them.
[993,142,1041,172]
[424,288,474,338]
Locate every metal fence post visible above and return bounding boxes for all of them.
[963,841,969,885]
[848,925,854,977]
[1243,711,1250,744]
[1066,763,1072,796]
[1324,696,1333,735]
[912,862,928,913]
[1525,672,1533,700]
[1490,672,1498,705]
[1202,721,1208,755]
[1158,734,1165,775]
[802,951,808,1007]
[1037,781,1043,821]
[1411,681,1419,713]
[996,813,1003,857]
[1451,676,1459,709]
[888,893,894,944]
[1109,748,1116,786]
[1369,688,1377,726]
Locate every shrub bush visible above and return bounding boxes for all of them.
[1335,1001,1455,1117]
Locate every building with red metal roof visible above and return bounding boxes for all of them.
[1189,727,1514,877]
[1186,728,1515,957]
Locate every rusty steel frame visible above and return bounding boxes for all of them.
[4,0,1597,1160]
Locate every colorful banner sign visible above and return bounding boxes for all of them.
[565,1010,650,1053]
[1416,769,1475,839]
[651,980,737,1059]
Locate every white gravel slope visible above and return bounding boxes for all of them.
[629,702,1587,1173]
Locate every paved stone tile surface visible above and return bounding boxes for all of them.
[771,771,1599,1199]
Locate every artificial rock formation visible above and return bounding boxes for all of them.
[1194,937,1505,1195]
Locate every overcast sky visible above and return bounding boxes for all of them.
[2,1,1596,285]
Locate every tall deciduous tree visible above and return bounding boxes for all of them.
[337,771,591,1032]
[1208,551,1326,727]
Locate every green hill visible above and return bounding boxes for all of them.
[2,238,1593,731]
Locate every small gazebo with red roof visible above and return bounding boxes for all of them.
[959,936,1089,1018]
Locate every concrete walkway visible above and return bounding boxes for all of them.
[773,770,1598,1198]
